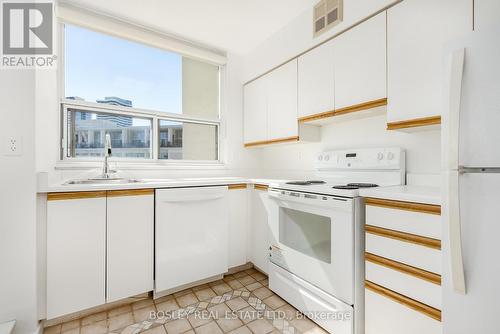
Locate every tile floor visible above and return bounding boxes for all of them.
[43,268,327,334]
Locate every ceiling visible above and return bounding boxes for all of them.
[60,0,316,54]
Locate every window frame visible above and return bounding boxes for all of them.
[58,22,225,167]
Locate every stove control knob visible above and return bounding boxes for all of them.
[318,155,323,161]
[377,152,384,160]
[324,155,330,161]
[387,152,395,160]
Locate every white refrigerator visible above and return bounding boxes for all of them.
[442,27,500,333]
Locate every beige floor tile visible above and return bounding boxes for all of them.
[238,276,257,286]
[81,311,107,326]
[211,283,232,295]
[164,319,192,334]
[303,326,328,334]
[228,326,252,334]
[183,330,195,334]
[155,294,175,304]
[275,304,298,321]
[233,272,247,279]
[236,307,261,325]
[245,269,258,275]
[194,321,223,334]
[157,299,180,313]
[290,317,316,333]
[252,287,273,300]
[61,319,80,332]
[216,316,243,333]
[187,312,213,328]
[44,325,61,334]
[61,328,79,334]
[208,303,231,320]
[108,304,132,318]
[142,326,167,334]
[209,280,226,287]
[227,280,244,290]
[226,297,250,312]
[262,296,286,310]
[108,312,134,332]
[246,319,274,334]
[80,320,107,334]
[176,293,199,308]
[192,284,211,292]
[195,288,217,301]
[174,289,194,298]
[223,275,235,282]
[133,305,157,322]
[260,280,269,287]
[249,273,267,282]
[132,298,155,310]
[245,282,262,292]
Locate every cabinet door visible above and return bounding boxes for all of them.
[46,194,106,319]
[248,188,270,274]
[107,190,154,302]
[298,40,335,118]
[155,187,229,293]
[334,12,386,110]
[267,60,298,140]
[474,0,500,31]
[387,0,472,122]
[228,187,248,268]
[243,77,268,144]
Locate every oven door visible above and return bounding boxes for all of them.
[268,188,355,305]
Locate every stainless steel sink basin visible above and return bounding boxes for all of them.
[64,178,142,185]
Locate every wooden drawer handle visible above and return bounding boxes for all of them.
[365,197,441,215]
[366,224,441,250]
[228,184,248,190]
[365,280,441,321]
[254,184,269,191]
[107,189,154,197]
[365,252,441,285]
[47,191,107,201]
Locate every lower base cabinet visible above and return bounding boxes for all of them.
[248,185,271,274]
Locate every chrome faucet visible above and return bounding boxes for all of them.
[102,133,114,179]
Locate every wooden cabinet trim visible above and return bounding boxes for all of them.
[365,280,441,321]
[366,224,441,250]
[365,252,441,285]
[365,197,441,215]
[254,184,269,191]
[244,136,299,148]
[298,98,387,123]
[228,184,248,190]
[106,189,154,197]
[47,191,107,201]
[387,115,441,130]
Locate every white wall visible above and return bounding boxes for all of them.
[242,0,441,178]
[0,71,39,333]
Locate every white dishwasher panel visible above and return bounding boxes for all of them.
[155,186,229,293]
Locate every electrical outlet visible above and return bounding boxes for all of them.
[4,136,22,156]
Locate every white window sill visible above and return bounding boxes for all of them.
[55,160,227,171]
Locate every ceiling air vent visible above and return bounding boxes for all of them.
[313,0,343,37]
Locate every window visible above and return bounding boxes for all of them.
[61,24,221,162]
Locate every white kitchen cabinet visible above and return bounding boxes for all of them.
[267,59,298,140]
[334,12,386,110]
[228,186,249,268]
[474,0,500,32]
[46,193,106,319]
[248,185,271,274]
[106,190,154,303]
[298,39,335,118]
[155,186,229,293]
[387,0,472,123]
[243,76,268,144]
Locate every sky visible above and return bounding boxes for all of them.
[64,24,182,117]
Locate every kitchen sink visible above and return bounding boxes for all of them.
[64,178,142,185]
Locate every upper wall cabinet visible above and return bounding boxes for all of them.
[334,12,387,111]
[473,0,500,32]
[243,77,268,144]
[298,39,335,119]
[387,0,472,129]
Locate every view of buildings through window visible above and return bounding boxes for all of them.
[64,24,220,160]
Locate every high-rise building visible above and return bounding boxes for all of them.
[96,96,133,127]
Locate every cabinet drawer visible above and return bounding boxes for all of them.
[366,204,441,239]
[366,233,441,274]
[365,287,442,334]
[365,260,441,309]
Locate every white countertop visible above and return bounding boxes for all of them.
[38,177,284,193]
[359,185,441,205]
